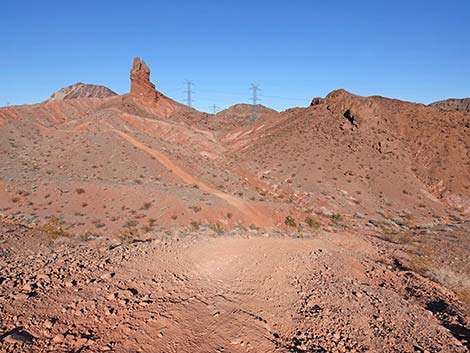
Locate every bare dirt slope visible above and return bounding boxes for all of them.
[0,219,469,352]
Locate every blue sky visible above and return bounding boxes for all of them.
[1,0,469,112]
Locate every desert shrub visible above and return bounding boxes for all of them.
[457,289,470,306]
[329,213,342,222]
[424,266,470,293]
[305,217,320,229]
[190,220,200,230]
[92,219,105,228]
[124,219,138,228]
[284,216,297,227]
[141,225,153,233]
[189,205,202,213]
[75,188,85,195]
[209,223,224,235]
[42,217,68,238]
[141,202,152,210]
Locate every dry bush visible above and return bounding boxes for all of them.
[284,216,296,227]
[190,220,201,230]
[425,267,470,293]
[189,205,202,213]
[305,217,320,229]
[124,219,138,228]
[209,223,224,235]
[41,217,69,238]
[141,202,152,210]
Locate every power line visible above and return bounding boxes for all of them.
[198,88,247,96]
[211,104,219,114]
[184,80,194,107]
[260,94,308,101]
[250,84,260,120]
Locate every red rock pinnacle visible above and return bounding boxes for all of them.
[130,57,161,103]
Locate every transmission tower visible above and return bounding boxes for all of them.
[184,80,193,107]
[250,84,260,120]
[211,104,219,114]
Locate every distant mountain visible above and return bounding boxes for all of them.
[429,98,470,113]
[48,83,117,101]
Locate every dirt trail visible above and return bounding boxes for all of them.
[113,129,274,227]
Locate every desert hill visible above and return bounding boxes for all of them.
[48,83,117,101]
[229,89,470,221]
[0,59,469,236]
[430,97,470,113]
[1,57,470,352]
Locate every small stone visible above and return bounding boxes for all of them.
[3,329,34,345]
[353,291,363,299]
[43,319,53,329]
[52,333,64,343]
[75,337,88,347]
[65,281,75,288]
[22,283,33,292]
[37,274,51,282]
[65,334,75,342]
[100,272,113,280]
[83,339,94,347]
[14,293,29,301]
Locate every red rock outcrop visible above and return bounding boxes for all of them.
[128,57,184,118]
[130,57,162,104]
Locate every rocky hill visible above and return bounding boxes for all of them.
[48,83,117,101]
[430,98,470,113]
[0,57,469,352]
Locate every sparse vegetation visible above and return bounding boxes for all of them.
[41,217,68,238]
[209,223,224,235]
[11,197,20,203]
[284,216,296,227]
[189,205,202,213]
[329,213,342,222]
[141,202,152,210]
[190,220,200,230]
[124,219,138,228]
[305,217,320,229]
